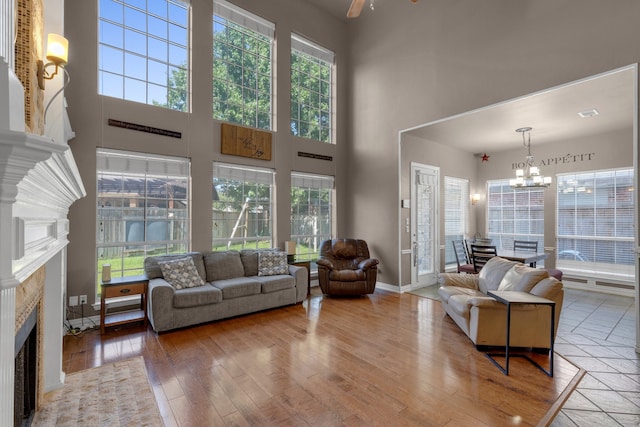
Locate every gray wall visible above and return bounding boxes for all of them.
[346,0,640,287]
[64,0,348,307]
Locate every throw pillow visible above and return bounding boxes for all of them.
[158,257,205,290]
[497,264,549,292]
[258,251,288,276]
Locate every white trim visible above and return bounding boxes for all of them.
[214,0,274,38]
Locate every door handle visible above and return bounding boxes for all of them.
[413,242,418,267]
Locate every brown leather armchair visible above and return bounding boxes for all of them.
[316,239,379,296]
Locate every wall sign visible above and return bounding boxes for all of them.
[297,151,333,161]
[221,123,272,160]
[512,152,596,169]
[108,119,182,138]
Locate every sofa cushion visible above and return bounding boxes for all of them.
[204,251,245,281]
[173,284,222,308]
[255,275,295,293]
[478,257,519,294]
[145,252,206,280]
[158,257,205,290]
[498,264,549,292]
[329,269,366,282]
[530,277,563,299]
[212,277,261,299]
[258,251,288,276]
[240,250,260,277]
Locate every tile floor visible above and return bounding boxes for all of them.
[551,288,639,426]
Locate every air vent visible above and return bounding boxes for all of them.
[595,280,633,290]
[578,109,599,118]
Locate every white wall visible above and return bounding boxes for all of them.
[64,0,348,306]
[346,0,640,286]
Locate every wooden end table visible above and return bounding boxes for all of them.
[486,290,555,377]
[100,275,148,335]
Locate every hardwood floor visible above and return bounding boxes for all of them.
[63,289,583,426]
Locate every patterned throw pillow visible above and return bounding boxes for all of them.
[158,257,205,290]
[258,251,288,276]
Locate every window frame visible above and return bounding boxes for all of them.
[96,148,191,296]
[556,167,635,281]
[213,0,275,129]
[443,176,470,268]
[290,33,334,144]
[290,172,335,269]
[98,0,190,111]
[486,179,545,256]
[212,162,275,251]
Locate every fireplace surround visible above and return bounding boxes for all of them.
[0,0,85,424]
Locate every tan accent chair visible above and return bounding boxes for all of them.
[438,256,564,350]
[317,239,379,296]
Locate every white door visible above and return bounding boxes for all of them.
[411,163,439,287]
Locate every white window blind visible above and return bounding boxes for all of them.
[486,179,544,252]
[443,176,469,266]
[556,168,634,280]
[214,0,274,38]
[291,34,334,64]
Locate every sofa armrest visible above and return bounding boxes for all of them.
[438,273,479,290]
[316,259,334,270]
[358,258,379,270]
[147,278,175,332]
[288,265,308,302]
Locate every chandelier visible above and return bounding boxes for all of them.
[509,127,552,189]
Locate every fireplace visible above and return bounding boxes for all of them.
[14,308,38,427]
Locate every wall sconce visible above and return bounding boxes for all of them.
[37,33,68,90]
[471,194,481,205]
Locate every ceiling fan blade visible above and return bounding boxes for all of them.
[347,0,366,18]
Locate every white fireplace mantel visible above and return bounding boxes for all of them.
[0,129,86,426]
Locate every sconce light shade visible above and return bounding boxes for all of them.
[37,33,69,90]
[46,33,68,65]
[471,194,481,205]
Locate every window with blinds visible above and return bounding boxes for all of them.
[213,0,274,129]
[556,168,634,280]
[443,176,469,267]
[291,172,334,266]
[96,148,191,293]
[291,34,334,143]
[486,179,544,253]
[212,162,274,250]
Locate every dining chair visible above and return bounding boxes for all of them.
[513,240,538,266]
[470,244,497,273]
[452,240,476,274]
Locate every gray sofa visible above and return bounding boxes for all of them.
[144,250,308,332]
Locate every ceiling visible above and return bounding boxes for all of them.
[302,2,635,155]
[405,67,635,154]
[304,0,354,20]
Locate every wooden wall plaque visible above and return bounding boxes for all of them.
[221,123,272,161]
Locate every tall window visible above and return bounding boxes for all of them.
[97,149,190,292]
[212,163,274,250]
[487,179,544,251]
[290,34,334,143]
[98,0,189,111]
[291,173,334,265]
[213,1,274,129]
[557,168,634,280]
[444,176,469,267]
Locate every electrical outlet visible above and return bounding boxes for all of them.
[69,296,78,307]
[79,295,87,305]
